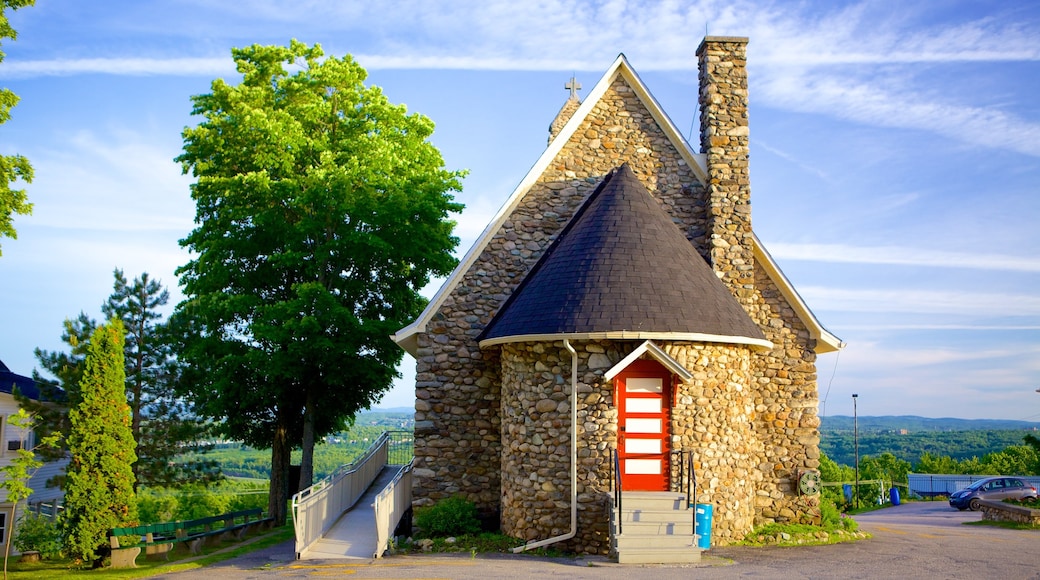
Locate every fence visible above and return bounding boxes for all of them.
[907,473,1040,498]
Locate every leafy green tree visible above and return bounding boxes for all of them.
[860,452,911,489]
[817,452,854,506]
[914,451,962,475]
[978,445,1037,476]
[173,40,463,523]
[61,319,137,568]
[0,0,34,256]
[1024,433,1040,475]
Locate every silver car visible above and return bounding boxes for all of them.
[949,476,1038,511]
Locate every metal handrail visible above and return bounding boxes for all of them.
[612,448,622,535]
[290,432,389,558]
[670,449,697,542]
[373,461,414,558]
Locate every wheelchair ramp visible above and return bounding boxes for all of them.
[300,465,400,559]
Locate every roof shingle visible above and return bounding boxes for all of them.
[480,164,767,344]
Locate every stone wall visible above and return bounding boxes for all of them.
[413,72,711,514]
[749,268,822,524]
[698,37,755,311]
[980,500,1040,525]
[664,342,759,544]
[499,341,621,554]
[412,37,824,548]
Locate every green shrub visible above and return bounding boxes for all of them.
[414,496,481,537]
[14,513,63,558]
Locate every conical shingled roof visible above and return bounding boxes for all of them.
[480,164,768,345]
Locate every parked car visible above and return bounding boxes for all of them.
[948,477,1038,511]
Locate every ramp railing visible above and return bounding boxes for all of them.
[291,432,389,559]
[373,460,413,558]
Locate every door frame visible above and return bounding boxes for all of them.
[615,358,673,491]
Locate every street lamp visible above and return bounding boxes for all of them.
[853,393,859,509]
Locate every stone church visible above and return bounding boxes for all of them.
[393,37,842,554]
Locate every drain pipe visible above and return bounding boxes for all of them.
[513,338,579,553]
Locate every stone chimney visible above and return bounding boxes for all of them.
[697,36,754,307]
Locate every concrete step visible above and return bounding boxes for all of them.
[615,508,697,523]
[616,545,702,565]
[618,491,688,511]
[612,520,695,536]
[611,491,703,564]
[615,532,699,550]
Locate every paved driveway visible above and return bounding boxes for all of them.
[156,501,1039,579]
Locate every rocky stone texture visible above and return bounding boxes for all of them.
[411,36,824,553]
[699,37,754,312]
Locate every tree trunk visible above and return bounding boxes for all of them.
[299,389,316,491]
[268,415,291,526]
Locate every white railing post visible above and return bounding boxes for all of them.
[373,462,413,558]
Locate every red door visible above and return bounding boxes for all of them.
[617,359,671,491]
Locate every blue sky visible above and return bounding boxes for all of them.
[1,1,1038,421]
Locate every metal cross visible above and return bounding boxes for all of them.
[565,76,581,99]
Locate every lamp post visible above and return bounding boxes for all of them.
[853,393,859,509]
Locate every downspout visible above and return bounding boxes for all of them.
[513,338,579,553]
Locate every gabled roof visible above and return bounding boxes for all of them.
[478,164,770,349]
[604,340,693,381]
[392,55,841,357]
[753,237,843,353]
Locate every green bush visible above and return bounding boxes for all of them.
[14,513,63,558]
[414,496,481,537]
[137,492,179,524]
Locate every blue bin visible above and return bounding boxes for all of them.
[889,487,901,506]
[694,503,713,550]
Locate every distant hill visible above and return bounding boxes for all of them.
[821,415,1040,433]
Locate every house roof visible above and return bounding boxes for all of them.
[0,359,47,401]
[479,164,770,349]
[391,54,842,356]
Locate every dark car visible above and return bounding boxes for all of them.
[949,476,1038,510]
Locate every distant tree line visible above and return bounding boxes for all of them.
[821,429,1036,468]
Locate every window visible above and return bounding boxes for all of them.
[0,510,7,545]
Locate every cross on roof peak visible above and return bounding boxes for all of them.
[565,76,581,99]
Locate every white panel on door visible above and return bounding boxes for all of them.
[626,398,662,413]
[626,418,661,433]
[625,459,662,475]
[626,378,663,393]
[625,439,662,454]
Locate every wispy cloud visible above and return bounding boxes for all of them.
[0,57,235,78]
[29,129,195,232]
[801,286,1040,317]
[771,243,1040,273]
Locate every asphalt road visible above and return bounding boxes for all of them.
[155,500,1039,579]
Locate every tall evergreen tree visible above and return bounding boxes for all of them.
[173,40,463,524]
[28,270,219,486]
[102,269,218,489]
[61,319,137,568]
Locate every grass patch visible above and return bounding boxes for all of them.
[4,525,293,579]
[737,523,869,547]
[964,519,1040,531]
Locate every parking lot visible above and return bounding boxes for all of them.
[157,500,1039,579]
